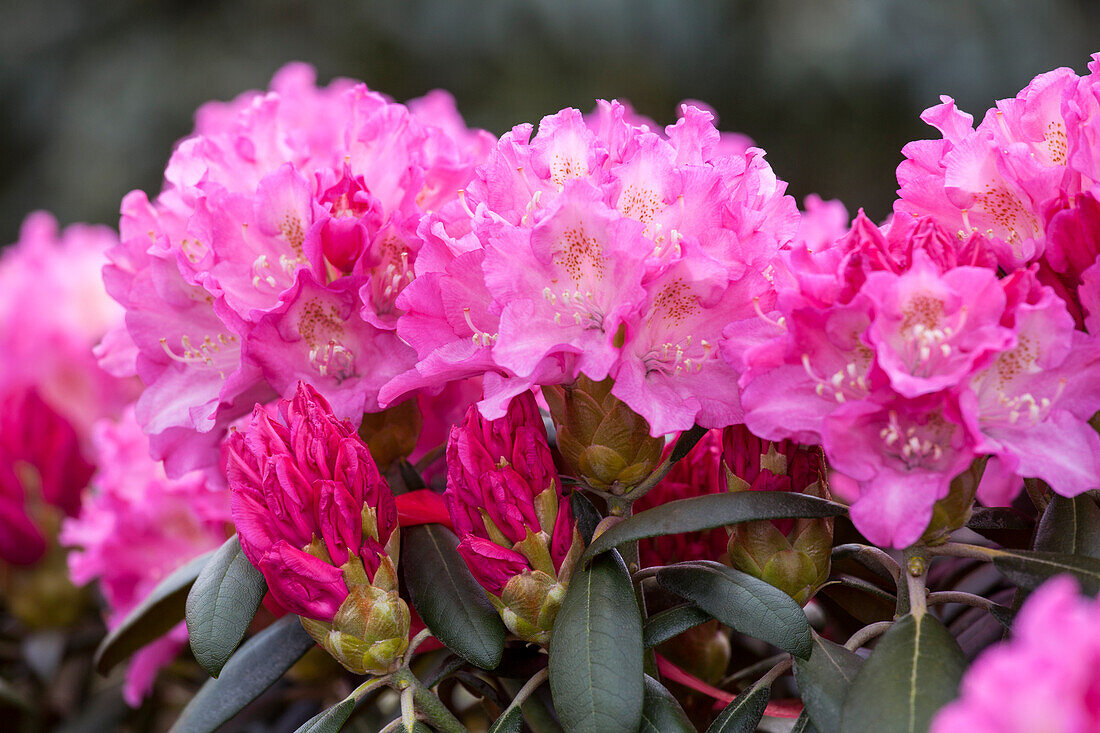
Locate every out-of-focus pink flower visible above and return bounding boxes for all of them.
[635,429,726,568]
[931,576,1100,733]
[61,409,229,705]
[445,391,581,644]
[100,64,493,477]
[385,101,797,436]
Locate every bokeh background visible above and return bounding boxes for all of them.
[3,0,1100,244]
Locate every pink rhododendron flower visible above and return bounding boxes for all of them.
[931,576,1100,733]
[386,101,797,436]
[100,64,492,476]
[726,209,1100,547]
[445,391,581,644]
[635,429,727,567]
[226,382,398,622]
[61,409,229,705]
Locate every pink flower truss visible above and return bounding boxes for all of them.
[932,576,1100,733]
[726,211,1100,548]
[385,102,798,436]
[225,382,398,621]
[100,64,492,477]
[61,410,229,706]
[445,391,574,593]
[635,428,727,568]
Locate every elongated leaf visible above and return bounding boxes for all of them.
[1034,494,1100,557]
[657,561,812,659]
[549,551,643,733]
[488,705,522,733]
[643,604,711,649]
[95,550,213,674]
[993,549,1100,594]
[706,681,770,733]
[966,507,1031,531]
[668,425,708,465]
[571,491,602,546]
[639,675,693,733]
[402,524,506,669]
[170,615,316,733]
[583,492,845,562]
[793,634,863,733]
[186,535,267,678]
[840,613,965,733]
[790,710,817,733]
[990,604,1016,629]
[293,697,356,733]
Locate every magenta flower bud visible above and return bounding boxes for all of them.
[721,425,833,605]
[445,392,582,645]
[227,382,410,674]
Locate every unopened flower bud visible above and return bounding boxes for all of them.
[358,398,423,470]
[722,426,833,605]
[446,392,583,644]
[544,375,663,494]
[301,584,411,675]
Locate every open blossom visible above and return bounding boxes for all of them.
[384,101,798,436]
[100,63,492,477]
[932,576,1100,733]
[61,409,229,705]
[226,383,409,674]
[726,210,1100,547]
[445,391,582,645]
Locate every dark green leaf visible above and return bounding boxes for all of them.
[793,634,863,733]
[487,705,522,733]
[402,524,506,669]
[549,551,643,733]
[706,681,770,733]
[840,613,965,733]
[95,550,213,674]
[583,492,845,563]
[1034,494,1100,557]
[292,697,356,733]
[966,507,1031,531]
[990,604,1016,629]
[790,710,818,733]
[668,425,708,465]
[993,549,1100,594]
[657,561,812,659]
[170,615,316,733]
[186,535,267,678]
[639,675,693,733]
[571,491,602,546]
[643,604,711,649]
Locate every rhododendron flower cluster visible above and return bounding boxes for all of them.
[383,101,798,435]
[100,64,494,479]
[932,576,1100,733]
[226,382,409,674]
[61,410,229,705]
[445,391,581,645]
[727,208,1100,547]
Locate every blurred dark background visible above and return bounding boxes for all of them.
[3,0,1099,244]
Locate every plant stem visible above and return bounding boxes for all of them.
[925,542,1004,562]
[831,543,902,585]
[406,628,434,659]
[926,591,996,611]
[759,656,793,686]
[499,668,549,720]
[351,674,392,701]
[401,684,416,732]
[605,492,657,679]
[844,621,893,651]
[902,547,928,617]
[392,667,468,733]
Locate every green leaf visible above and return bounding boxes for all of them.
[571,491,602,546]
[993,549,1100,594]
[292,697,356,733]
[170,615,316,733]
[1034,494,1100,557]
[639,675,693,733]
[840,613,965,733]
[668,425,708,465]
[549,550,643,733]
[402,524,506,669]
[95,550,213,674]
[989,604,1016,629]
[966,507,1031,531]
[793,634,863,733]
[642,604,711,649]
[656,561,812,659]
[790,710,818,733]
[487,705,522,733]
[582,492,845,563]
[706,681,770,733]
[186,535,267,678]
